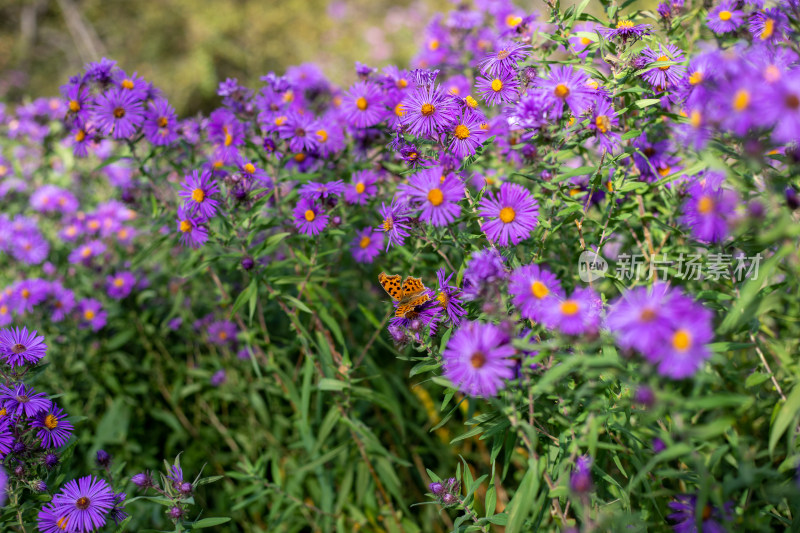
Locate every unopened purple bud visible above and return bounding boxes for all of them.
[569,456,593,494]
[241,257,254,270]
[44,453,59,469]
[652,438,666,453]
[131,472,154,488]
[180,482,193,496]
[747,200,765,219]
[429,482,443,495]
[786,187,799,211]
[96,449,111,467]
[31,480,47,492]
[14,465,24,477]
[441,493,456,505]
[168,506,184,520]
[263,138,277,154]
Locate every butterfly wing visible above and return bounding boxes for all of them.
[378,272,404,301]
[395,293,431,318]
[400,276,426,299]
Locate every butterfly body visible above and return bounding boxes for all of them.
[378,272,431,318]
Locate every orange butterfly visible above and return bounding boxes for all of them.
[378,272,431,318]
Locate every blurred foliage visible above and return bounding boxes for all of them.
[0,0,448,114]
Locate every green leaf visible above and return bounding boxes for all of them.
[192,517,232,529]
[770,384,800,455]
[505,460,539,533]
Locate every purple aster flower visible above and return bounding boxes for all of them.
[92,88,143,139]
[113,70,150,99]
[681,181,737,243]
[49,282,76,322]
[449,110,489,159]
[377,198,413,250]
[570,456,593,494]
[509,264,565,323]
[61,80,91,122]
[176,205,209,248]
[0,326,47,367]
[207,108,245,148]
[130,472,154,488]
[749,8,788,42]
[31,403,74,448]
[538,65,593,120]
[0,419,11,456]
[462,248,507,301]
[599,20,652,42]
[180,170,220,219]
[208,320,237,345]
[433,269,466,326]
[50,475,116,532]
[590,99,622,153]
[541,287,602,335]
[0,383,50,418]
[478,42,531,76]
[78,299,107,331]
[442,321,516,397]
[293,198,328,236]
[350,228,383,264]
[298,180,345,201]
[30,185,79,214]
[106,271,136,299]
[401,83,457,138]
[765,72,800,144]
[640,44,686,90]
[142,97,178,146]
[313,117,346,158]
[654,302,714,379]
[9,279,50,315]
[606,283,682,356]
[68,239,106,265]
[210,369,227,387]
[278,110,320,153]
[707,1,745,33]
[11,231,49,265]
[342,81,386,128]
[344,170,378,205]
[84,57,116,84]
[401,168,463,226]
[478,182,539,246]
[668,494,731,532]
[476,70,520,106]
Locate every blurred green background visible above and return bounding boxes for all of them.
[0,0,450,114]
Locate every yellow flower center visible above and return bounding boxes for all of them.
[21,289,30,299]
[530,281,549,299]
[294,152,306,162]
[113,278,125,287]
[304,209,316,222]
[499,206,516,223]
[560,300,579,315]
[356,97,368,111]
[394,103,406,117]
[672,329,692,351]
[690,110,702,128]
[506,14,522,27]
[180,220,192,233]
[121,79,134,90]
[118,228,129,239]
[355,182,366,194]
[465,95,478,108]
[436,292,449,307]
[760,18,774,40]
[689,71,703,85]
[429,39,440,51]
[316,129,328,142]
[84,309,96,320]
[698,196,714,214]
[45,414,59,429]
[454,124,470,140]
[616,20,635,29]
[244,163,255,174]
[113,107,125,119]
[69,100,80,112]
[382,218,393,231]
[0,306,7,316]
[733,89,750,111]
[449,86,460,95]
[765,65,781,83]
[658,166,671,177]
[657,55,671,71]
[275,116,287,126]
[81,246,92,258]
[427,188,444,206]
[595,115,610,133]
[359,236,371,249]
[224,133,233,146]
[491,79,503,92]
[554,84,570,98]
[578,36,592,46]
[75,130,86,142]
[718,10,732,21]
[786,94,800,110]
[191,188,205,203]
[397,78,408,88]
[421,103,436,116]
